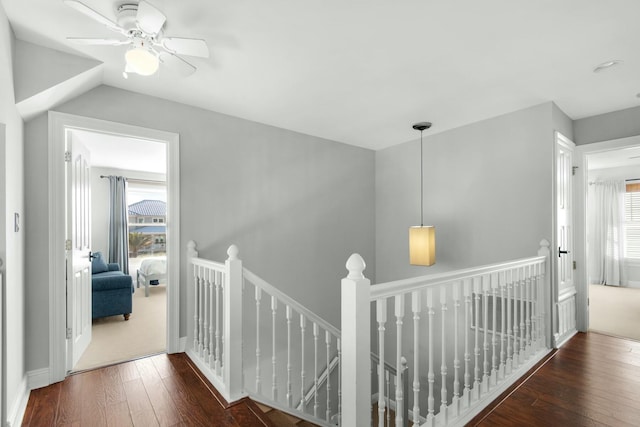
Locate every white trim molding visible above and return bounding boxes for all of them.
[574,135,640,333]
[6,376,28,427]
[48,111,181,384]
[27,368,50,391]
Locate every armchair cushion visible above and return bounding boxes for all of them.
[91,251,109,274]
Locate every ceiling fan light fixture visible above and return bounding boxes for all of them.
[125,47,159,76]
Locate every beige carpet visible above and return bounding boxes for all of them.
[73,283,167,372]
[589,284,640,342]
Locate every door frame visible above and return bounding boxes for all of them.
[574,134,640,333]
[48,111,181,383]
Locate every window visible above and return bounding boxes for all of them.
[624,183,640,259]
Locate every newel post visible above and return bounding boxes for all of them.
[224,244,244,401]
[538,239,551,349]
[341,254,371,427]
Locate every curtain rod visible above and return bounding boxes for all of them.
[99,175,166,185]
[589,178,640,185]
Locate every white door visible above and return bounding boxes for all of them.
[66,135,92,370]
[554,132,577,346]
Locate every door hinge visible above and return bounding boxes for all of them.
[573,260,577,270]
[66,327,72,339]
[572,166,578,176]
[65,239,72,250]
[64,151,72,162]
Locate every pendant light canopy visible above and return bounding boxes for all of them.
[409,122,436,266]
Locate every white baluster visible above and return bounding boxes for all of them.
[452,281,461,416]
[482,275,490,393]
[519,267,526,364]
[512,269,519,368]
[525,267,532,359]
[411,291,421,426]
[199,267,205,356]
[286,305,293,407]
[440,286,448,424]
[473,277,481,400]
[499,271,506,379]
[506,270,513,374]
[313,322,319,418]
[376,299,387,427]
[426,288,435,425]
[255,286,262,394]
[271,296,278,401]
[491,274,498,386]
[530,266,538,350]
[395,294,405,427]
[337,338,342,425]
[215,270,221,376]
[386,369,391,427]
[203,270,210,365]
[300,314,307,411]
[208,270,214,367]
[326,331,332,422]
[193,265,199,352]
[463,279,472,407]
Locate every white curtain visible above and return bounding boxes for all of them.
[588,180,626,286]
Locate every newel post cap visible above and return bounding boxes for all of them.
[227,244,239,260]
[346,253,366,279]
[187,240,198,257]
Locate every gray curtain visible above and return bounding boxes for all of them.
[108,176,129,274]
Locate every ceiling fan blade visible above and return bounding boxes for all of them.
[67,37,130,46]
[63,0,121,32]
[136,1,166,35]
[159,52,196,77]
[162,37,209,58]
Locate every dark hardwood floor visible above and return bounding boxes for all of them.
[469,332,640,427]
[22,332,639,426]
[22,353,275,427]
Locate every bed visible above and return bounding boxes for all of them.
[136,256,167,297]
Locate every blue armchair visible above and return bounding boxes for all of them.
[91,252,134,320]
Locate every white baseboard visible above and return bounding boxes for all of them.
[6,375,29,427]
[179,336,187,352]
[628,280,640,289]
[27,367,50,390]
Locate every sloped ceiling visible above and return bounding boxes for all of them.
[4,0,640,149]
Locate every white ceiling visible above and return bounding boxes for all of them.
[588,145,640,170]
[4,0,640,150]
[71,129,166,173]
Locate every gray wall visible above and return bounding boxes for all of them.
[375,102,557,283]
[574,105,640,145]
[24,85,375,372]
[1,3,26,422]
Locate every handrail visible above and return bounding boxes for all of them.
[243,267,341,338]
[191,256,226,272]
[370,254,546,300]
[370,352,396,375]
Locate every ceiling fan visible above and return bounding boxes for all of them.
[64,0,210,78]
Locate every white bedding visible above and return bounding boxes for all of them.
[137,257,166,297]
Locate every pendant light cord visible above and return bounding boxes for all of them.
[420,130,424,227]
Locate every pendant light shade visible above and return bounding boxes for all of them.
[409,225,436,266]
[409,122,436,266]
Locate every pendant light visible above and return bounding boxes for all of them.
[409,122,436,266]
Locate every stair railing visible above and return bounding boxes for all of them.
[341,239,552,426]
[187,242,341,427]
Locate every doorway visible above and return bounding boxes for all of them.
[583,144,640,341]
[574,134,640,339]
[48,112,180,383]
[70,129,170,371]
